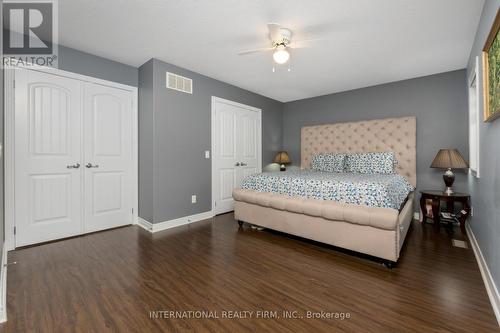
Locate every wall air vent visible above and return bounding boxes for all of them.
[166,72,193,94]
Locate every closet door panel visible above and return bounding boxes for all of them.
[83,83,133,232]
[236,110,260,187]
[15,69,83,246]
[213,103,240,215]
[212,98,262,215]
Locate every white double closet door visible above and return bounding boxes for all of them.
[14,69,134,247]
[213,98,261,215]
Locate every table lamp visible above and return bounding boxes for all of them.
[430,149,468,195]
[274,151,291,171]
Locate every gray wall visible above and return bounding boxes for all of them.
[0,34,138,86]
[139,58,283,223]
[283,70,470,205]
[58,45,138,87]
[467,0,500,290]
[138,60,155,222]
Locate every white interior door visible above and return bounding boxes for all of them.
[213,98,261,215]
[12,68,136,247]
[238,110,260,183]
[83,83,133,232]
[15,69,83,247]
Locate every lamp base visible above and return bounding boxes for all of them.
[280,164,286,171]
[443,168,455,195]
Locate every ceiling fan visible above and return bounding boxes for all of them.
[237,23,320,70]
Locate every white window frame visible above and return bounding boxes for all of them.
[468,56,480,178]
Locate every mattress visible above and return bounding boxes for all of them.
[240,170,414,210]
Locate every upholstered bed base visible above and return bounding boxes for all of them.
[234,193,414,263]
[233,116,417,265]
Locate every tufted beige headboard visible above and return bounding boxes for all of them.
[301,116,417,186]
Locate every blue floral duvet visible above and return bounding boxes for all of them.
[240,170,414,210]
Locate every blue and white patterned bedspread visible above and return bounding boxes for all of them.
[240,170,414,210]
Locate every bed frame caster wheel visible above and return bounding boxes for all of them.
[383,261,396,269]
[237,220,243,227]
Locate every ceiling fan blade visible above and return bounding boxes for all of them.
[289,38,324,49]
[237,47,274,55]
[267,23,282,41]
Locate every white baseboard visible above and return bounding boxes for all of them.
[466,224,500,326]
[137,217,153,232]
[0,244,8,323]
[137,211,213,233]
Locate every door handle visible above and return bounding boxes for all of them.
[85,163,99,168]
[240,162,247,166]
[67,163,80,169]
[235,162,241,167]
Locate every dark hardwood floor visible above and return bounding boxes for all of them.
[0,213,498,332]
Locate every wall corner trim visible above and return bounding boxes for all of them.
[467,224,500,327]
[137,211,214,233]
[137,217,154,232]
[0,244,8,323]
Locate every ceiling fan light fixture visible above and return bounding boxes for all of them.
[273,47,290,64]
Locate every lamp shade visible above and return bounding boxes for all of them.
[430,149,468,169]
[274,151,291,164]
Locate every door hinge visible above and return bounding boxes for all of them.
[215,201,217,207]
[13,80,15,89]
[132,208,134,215]
[13,227,16,235]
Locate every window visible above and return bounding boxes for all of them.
[468,57,480,178]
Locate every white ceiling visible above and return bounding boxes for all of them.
[59,0,484,102]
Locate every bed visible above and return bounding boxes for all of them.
[232,116,416,267]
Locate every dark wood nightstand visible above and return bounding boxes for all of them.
[419,190,471,233]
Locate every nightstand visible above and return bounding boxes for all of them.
[419,190,471,233]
